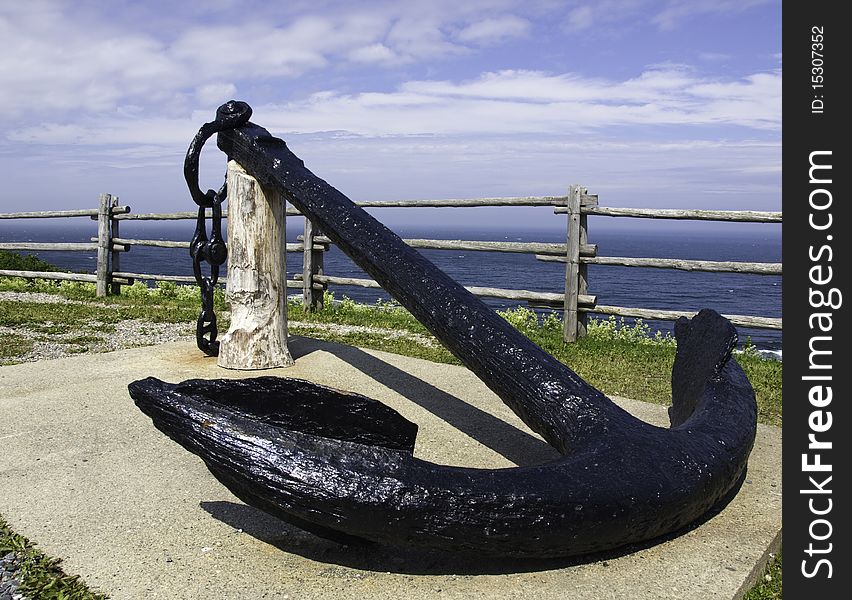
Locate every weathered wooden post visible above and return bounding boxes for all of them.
[576,187,591,338]
[217,160,294,370]
[109,196,122,295]
[562,184,582,342]
[96,193,113,297]
[302,217,325,310]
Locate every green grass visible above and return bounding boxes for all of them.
[0,332,34,358]
[295,294,783,427]
[0,300,199,328]
[0,280,216,327]
[744,552,782,599]
[0,280,783,597]
[0,516,108,599]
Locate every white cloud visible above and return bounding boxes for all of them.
[348,43,400,64]
[7,66,780,146]
[262,67,781,135]
[0,16,181,115]
[168,20,337,79]
[196,83,238,107]
[385,15,468,61]
[563,0,645,32]
[565,6,592,31]
[7,116,199,146]
[652,0,776,31]
[456,15,531,44]
[0,2,553,122]
[559,0,777,33]
[0,1,782,125]
[0,1,781,215]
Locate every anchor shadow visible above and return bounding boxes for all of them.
[287,335,559,467]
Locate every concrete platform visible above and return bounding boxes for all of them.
[0,338,781,599]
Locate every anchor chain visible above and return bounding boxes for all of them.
[183,100,252,356]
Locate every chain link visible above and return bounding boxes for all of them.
[183,101,252,356]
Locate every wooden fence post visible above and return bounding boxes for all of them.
[109,196,122,295]
[217,160,294,370]
[302,217,325,311]
[563,185,582,342]
[96,193,112,297]
[577,187,590,339]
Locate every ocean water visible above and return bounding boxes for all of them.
[0,219,782,352]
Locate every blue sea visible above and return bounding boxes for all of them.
[0,219,782,354]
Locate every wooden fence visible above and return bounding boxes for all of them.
[0,186,782,342]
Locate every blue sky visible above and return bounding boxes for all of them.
[0,0,781,229]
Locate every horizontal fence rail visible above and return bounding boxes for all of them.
[346,195,573,207]
[0,189,782,343]
[112,195,581,221]
[0,269,98,283]
[109,270,306,289]
[555,205,783,222]
[0,242,98,252]
[296,273,597,307]
[0,207,130,219]
[105,237,320,253]
[307,235,596,257]
[589,305,781,330]
[537,254,782,275]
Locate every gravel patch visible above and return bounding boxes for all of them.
[2,319,435,364]
[1,320,195,364]
[1,291,437,364]
[0,552,28,600]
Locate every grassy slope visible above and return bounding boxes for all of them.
[0,278,783,598]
